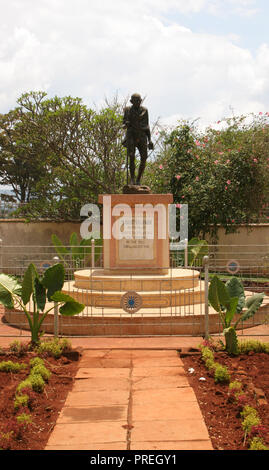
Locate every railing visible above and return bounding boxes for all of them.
[0,241,268,338]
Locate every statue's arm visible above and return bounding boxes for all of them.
[144,109,154,149]
[123,107,130,128]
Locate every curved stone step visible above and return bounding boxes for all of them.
[62,281,205,309]
[73,268,200,292]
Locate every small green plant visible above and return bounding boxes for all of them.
[16,378,33,394]
[241,406,261,440]
[0,263,85,345]
[214,363,230,384]
[52,232,102,268]
[27,373,45,393]
[200,346,230,383]
[16,373,45,394]
[29,357,44,368]
[201,346,214,362]
[242,413,261,436]
[36,338,72,358]
[16,413,32,425]
[249,437,269,450]
[30,364,51,381]
[238,340,269,354]
[241,405,259,420]
[9,340,28,356]
[208,276,265,355]
[0,360,27,373]
[14,394,29,410]
[229,380,242,392]
[171,237,209,267]
[205,358,216,370]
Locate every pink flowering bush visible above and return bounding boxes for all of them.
[144,113,269,238]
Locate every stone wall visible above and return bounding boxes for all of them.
[0,219,81,246]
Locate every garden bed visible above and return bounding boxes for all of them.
[0,341,81,450]
[181,346,269,450]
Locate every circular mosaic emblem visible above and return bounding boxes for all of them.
[120,291,143,314]
[226,259,240,275]
[40,261,52,271]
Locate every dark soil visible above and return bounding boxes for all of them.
[0,347,80,450]
[181,349,269,450]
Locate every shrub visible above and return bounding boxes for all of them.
[147,116,269,239]
[201,346,214,362]
[28,374,45,393]
[214,364,230,384]
[30,364,51,382]
[241,406,259,420]
[0,360,27,373]
[36,338,72,358]
[241,406,261,435]
[16,373,45,394]
[238,340,269,354]
[16,378,33,394]
[205,358,216,370]
[29,357,44,368]
[229,381,242,392]
[249,437,269,450]
[16,413,32,425]
[14,394,29,410]
[9,340,28,356]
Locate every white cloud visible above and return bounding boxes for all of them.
[0,0,268,129]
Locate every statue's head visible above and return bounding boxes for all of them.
[130,93,142,107]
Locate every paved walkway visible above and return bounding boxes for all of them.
[45,348,213,450]
[1,311,269,451]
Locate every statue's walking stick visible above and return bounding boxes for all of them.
[126,150,129,185]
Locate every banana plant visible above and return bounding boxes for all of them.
[0,263,84,345]
[171,237,209,267]
[51,232,102,269]
[208,275,265,355]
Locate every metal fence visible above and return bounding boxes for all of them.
[0,201,27,219]
[0,241,268,339]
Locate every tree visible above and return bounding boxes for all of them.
[0,98,51,202]
[144,114,269,239]
[0,91,129,219]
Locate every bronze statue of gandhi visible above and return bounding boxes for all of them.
[122,93,154,185]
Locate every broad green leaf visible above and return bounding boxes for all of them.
[237,293,265,325]
[0,274,21,309]
[41,263,65,301]
[224,296,239,328]
[51,234,69,260]
[34,277,46,312]
[188,238,209,267]
[208,275,231,313]
[51,291,78,303]
[21,263,38,305]
[70,232,79,246]
[225,277,245,313]
[59,301,84,316]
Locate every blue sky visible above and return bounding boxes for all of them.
[1,0,269,129]
[173,1,268,52]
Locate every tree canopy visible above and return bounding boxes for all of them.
[0,92,268,238]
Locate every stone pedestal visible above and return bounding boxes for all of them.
[98,193,173,275]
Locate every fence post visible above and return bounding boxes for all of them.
[184,238,188,268]
[0,238,2,272]
[53,256,59,338]
[203,255,210,340]
[91,238,95,269]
